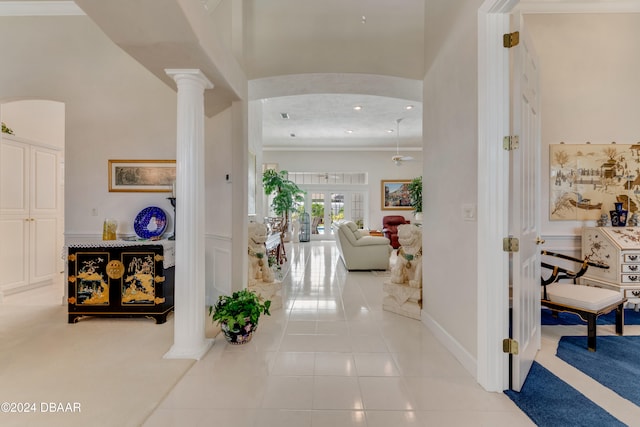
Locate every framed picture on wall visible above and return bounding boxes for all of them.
[108,160,176,192]
[381,179,412,210]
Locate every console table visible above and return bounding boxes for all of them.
[66,239,175,323]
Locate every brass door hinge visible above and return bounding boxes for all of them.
[503,338,519,355]
[503,237,519,253]
[503,31,520,48]
[503,135,519,151]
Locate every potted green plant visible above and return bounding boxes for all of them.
[408,176,423,220]
[262,169,305,238]
[209,289,271,345]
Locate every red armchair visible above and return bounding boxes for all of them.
[382,215,410,249]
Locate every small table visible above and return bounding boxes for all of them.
[369,230,384,237]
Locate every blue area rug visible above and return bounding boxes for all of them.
[557,335,640,407]
[542,308,640,325]
[505,361,624,426]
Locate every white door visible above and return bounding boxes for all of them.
[0,139,30,290]
[29,147,59,284]
[509,19,542,391]
[0,139,59,291]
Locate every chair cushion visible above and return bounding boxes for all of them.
[545,283,622,311]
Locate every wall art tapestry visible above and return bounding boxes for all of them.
[108,160,176,192]
[550,143,640,220]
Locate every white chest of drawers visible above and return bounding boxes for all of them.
[581,227,640,306]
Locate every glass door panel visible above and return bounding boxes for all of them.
[311,192,325,236]
[329,193,345,235]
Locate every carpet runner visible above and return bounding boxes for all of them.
[556,335,640,407]
[505,361,624,426]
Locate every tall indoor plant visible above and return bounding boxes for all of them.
[408,176,423,220]
[262,168,305,235]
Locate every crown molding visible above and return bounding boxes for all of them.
[0,1,84,16]
[519,0,640,14]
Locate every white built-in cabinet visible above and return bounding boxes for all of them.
[0,135,60,296]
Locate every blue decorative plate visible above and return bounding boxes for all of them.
[133,206,167,239]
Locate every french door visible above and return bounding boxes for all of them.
[300,190,365,240]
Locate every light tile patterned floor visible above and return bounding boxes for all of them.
[143,241,532,427]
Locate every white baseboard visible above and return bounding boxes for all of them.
[421,309,477,380]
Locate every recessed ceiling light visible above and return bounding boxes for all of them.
[290,133,296,137]
[353,105,363,111]
[405,105,414,110]
[281,113,290,119]
[386,129,394,133]
[345,130,354,134]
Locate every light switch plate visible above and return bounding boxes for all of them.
[462,204,476,221]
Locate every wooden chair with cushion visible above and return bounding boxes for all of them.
[541,250,625,351]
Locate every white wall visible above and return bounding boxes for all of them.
[1,100,65,148]
[262,150,423,229]
[422,0,483,367]
[0,16,179,237]
[526,13,640,253]
[0,16,237,302]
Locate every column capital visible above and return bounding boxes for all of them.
[165,69,214,90]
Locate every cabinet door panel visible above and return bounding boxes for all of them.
[0,217,29,289]
[31,147,58,214]
[0,140,28,215]
[30,217,58,283]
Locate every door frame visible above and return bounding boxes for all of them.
[477,0,640,392]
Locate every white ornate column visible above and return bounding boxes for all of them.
[164,69,213,360]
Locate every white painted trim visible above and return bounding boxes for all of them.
[1,134,62,152]
[0,1,84,16]
[422,310,477,377]
[264,146,423,152]
[477,0,515,393]
[519,0,640,14]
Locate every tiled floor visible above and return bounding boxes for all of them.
[144,241,533,427]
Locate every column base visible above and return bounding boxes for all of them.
[163,338,214,360]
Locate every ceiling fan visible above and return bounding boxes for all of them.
[391,118,414,166]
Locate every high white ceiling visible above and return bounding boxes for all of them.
[243,0,425,151]
[1,0,426,151]
[261,93,422,150]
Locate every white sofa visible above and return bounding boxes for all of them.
[334,221,392,271]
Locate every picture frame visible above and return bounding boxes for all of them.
[108,160,176,192]
[549,143,640,221]
[381,179,412,210]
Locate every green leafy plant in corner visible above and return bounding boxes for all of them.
[208,289,271,331]
[408,176,423,214]
[263,168,305,233]
[1,122,14,135]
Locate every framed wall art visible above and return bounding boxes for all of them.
[550,143,640,220]
[381,179,412,210]
[108,160,176,193]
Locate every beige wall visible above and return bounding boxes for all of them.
[0,16,236,242]
[422,0,484,362]
[526,13,640,241]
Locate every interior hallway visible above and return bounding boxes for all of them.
[4,240,639,426]
[144,241,531,426]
